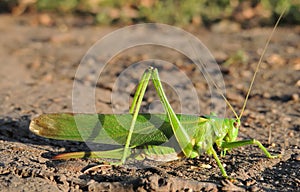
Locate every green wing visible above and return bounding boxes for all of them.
[30,113,200,147]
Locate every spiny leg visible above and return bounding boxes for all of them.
[122,67,196,163]
[129,68,150,114]
[121,68,152,164]
[207,146,228,178]
[151,68,194,157]
[221,139,279,158]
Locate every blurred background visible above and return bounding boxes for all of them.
[1,0,299,27]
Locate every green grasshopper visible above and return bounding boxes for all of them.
[29,10,286,178]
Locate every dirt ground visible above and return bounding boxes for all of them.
[0,14,299,192]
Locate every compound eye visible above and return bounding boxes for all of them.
[233,121,239,128]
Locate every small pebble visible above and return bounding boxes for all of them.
[286,46,295,54]
[38,157,47,164]
[267,54,285,65]
[259,177,264,181]
[49,175,54,181]
[263,92,271,99]
[244,122,250,127]
[292,93,299,101]
[296,80,300,87]
[201,164,212,169]
[271,143,276,147]
[293,63,300,71]
[38,13,54,26]
[295,154,300,161]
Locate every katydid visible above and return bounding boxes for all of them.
[29,10,286,178]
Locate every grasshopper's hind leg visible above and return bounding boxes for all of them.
[151,68,194,157]
[122,67,195,163]
[121,68,152,164]
[221,139,279,158]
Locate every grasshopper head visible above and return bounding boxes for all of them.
[225,118,240,142]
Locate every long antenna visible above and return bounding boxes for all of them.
[189,7,287,121]
[189,40,239,120]
[239,8,287,120]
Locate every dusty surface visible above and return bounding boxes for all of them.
[0,14,299,191]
